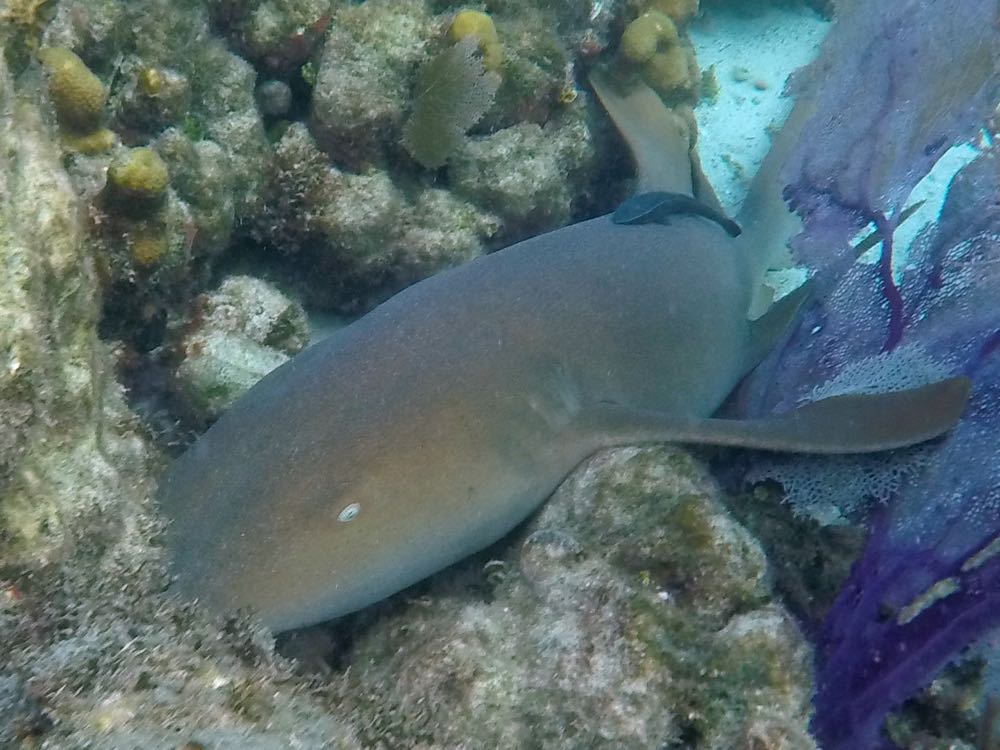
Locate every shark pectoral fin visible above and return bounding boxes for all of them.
[581,376,970,454]
[743,281,813,374]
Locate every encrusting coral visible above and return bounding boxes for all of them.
[37,46,106,130]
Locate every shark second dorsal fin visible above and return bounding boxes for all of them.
[579,376,970,455]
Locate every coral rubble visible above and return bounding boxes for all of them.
[175,275,309,422]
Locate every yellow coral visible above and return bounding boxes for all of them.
[619,11,696,96]
[620,11,679,65]
[106,147,169,215]
[643,45,692,93]
[447,10,503,73]
[129,226,168,267]
[137,67,165,96]
[37,47,107,132]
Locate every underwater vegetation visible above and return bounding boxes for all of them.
[402,36,500,169]
[735,0,1000,747]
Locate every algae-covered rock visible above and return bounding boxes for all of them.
[257,123,498,307]
[0,53,150,564]
[175,275,308,421]
[339,447,817,749]
[311,0,432,169]
[451,104,596,235]
[208,0,332,75]
[112,62,192,136]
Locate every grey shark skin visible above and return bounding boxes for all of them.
[159,77,970,632]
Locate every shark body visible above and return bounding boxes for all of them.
[159,75,968,631]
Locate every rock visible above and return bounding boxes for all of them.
[256,123,498,308]
[339,447,817,750]
[310,0,431,170]
[451,107,596,236]
[255,78,293,118]
[175,275,308,421]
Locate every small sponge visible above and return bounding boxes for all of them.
[447,10,504,72]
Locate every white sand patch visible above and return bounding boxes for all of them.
[690,3,829,215]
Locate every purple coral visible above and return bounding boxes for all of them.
[809,153,1000,745]
[734,1,1000,747]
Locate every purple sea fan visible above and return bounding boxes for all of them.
[732,0,1000,747]
[808,152,1000,750]
[772,0,1000,352]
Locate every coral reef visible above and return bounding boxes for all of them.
[28,1,269,354]
[0,49,356,750]
[337,447,816,750]
[0,1,844,747]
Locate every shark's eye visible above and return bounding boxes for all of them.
[338,503,361,523]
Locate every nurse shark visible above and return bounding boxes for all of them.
[158,71,969,632]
